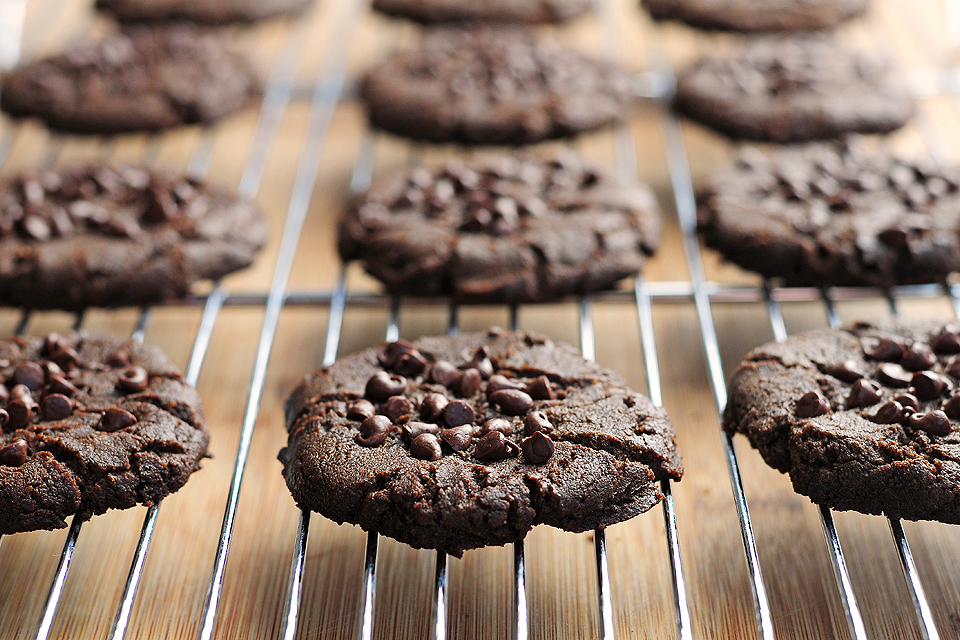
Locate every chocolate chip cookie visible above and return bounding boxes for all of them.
[674,36,913,142]
[0,332,209,534]
[371,0,590,24]
[96,0,314,24]
[361,28,638,145]
[726,319,960,523]
[1,25,260,134]
[338,154,661,303]
[0,163,269,310]
[697,141,960,288]
[642,0,868,32]
[280,329,682,557]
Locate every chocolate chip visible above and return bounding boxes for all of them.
[823,361,865,382]
[104,350,131,368]
[49,347,79,371]
[6,399,34,430]
[873,401,904,424]
[933,330,960,355]
[910,372,945,401]
[943,395,960,420]
[0,386,6,404]
[394,351,428,377]
[377,340,416,368]
[474,431,516,461]
[865,338,905,362]
[381,396,413,423]
[523,411,552,437]
[877,363,912,388]
[98,407,138,432]
[847,379,882,408]
[43,333,69,356]
[443,400,475,427]
[403,421,440,441]
[469,348,494,379]
[525,375,554,400]
[419,393,449,422]
[521,431,555,464]
[482,418,513,435]
[907,410,951,436]
[948,360,960,379]
[429,361,459,387]
[795,391,830,418]
[457,368,483,397]
[347,399,375,421]
[894,393,920,413]
[0,409,6,429]
[40,360,62,379]
[365,371,407,401]
[487,374,525,395]
[410,433,442,461]
[0,439,27,467]
[440,426,473,452]
[901,348,935,372]
[117,365,148,393]
[357,415,393,447]
[489,389,534,416]
[41,394,73,421]
[12,362,44,391]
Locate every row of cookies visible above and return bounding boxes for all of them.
[660,6,960,533]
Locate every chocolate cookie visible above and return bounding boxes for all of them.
[725,319,960,523]
[361,28,638,145]
[697,141,960,288]
[642,0,868,32]
[674,36,913,142]
[96,0,314,24]
[1,25,260,134]
[280,329,682,557]
[0,163,269,310]
[371,0,590,24]
[338,154,661,303]
[0,332,209,534]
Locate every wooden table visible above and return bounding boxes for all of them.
[1,0,959,637]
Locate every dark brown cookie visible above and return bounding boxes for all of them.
[280,329,682,557]
[96,0,314,24]
[642,0,868,32]
[674,36,913,142]
[0,331,209,534]
[371,0,590,24]
[1,25,260,134]
[338,154,661,303]
[697,141,960,288]
[0,163,269,310]
[725,319,960,523]
[361,28,638,145]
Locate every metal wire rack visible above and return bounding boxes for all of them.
[3,0,960,637]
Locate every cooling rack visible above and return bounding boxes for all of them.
[2,0,960,638]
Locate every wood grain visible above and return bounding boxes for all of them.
[0,0,959,638]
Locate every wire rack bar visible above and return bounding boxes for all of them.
[658,105,774,639]
[109,287,226,640]
[762,287,869,640]
[577,299,615,639]
[196,0,364,636]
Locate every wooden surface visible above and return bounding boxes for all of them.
[1,0,960,638]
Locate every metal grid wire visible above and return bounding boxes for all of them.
[2,0,960,637]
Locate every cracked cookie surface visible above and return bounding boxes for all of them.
[726,319,960,522]
[0,163,268,310]
[697,140,960,288]
[280,329,681,556]
[361,28,637,145]
[1,25,260,134]
[0,332,209,534]
[642,0,867,32]
[338,153,661,303]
